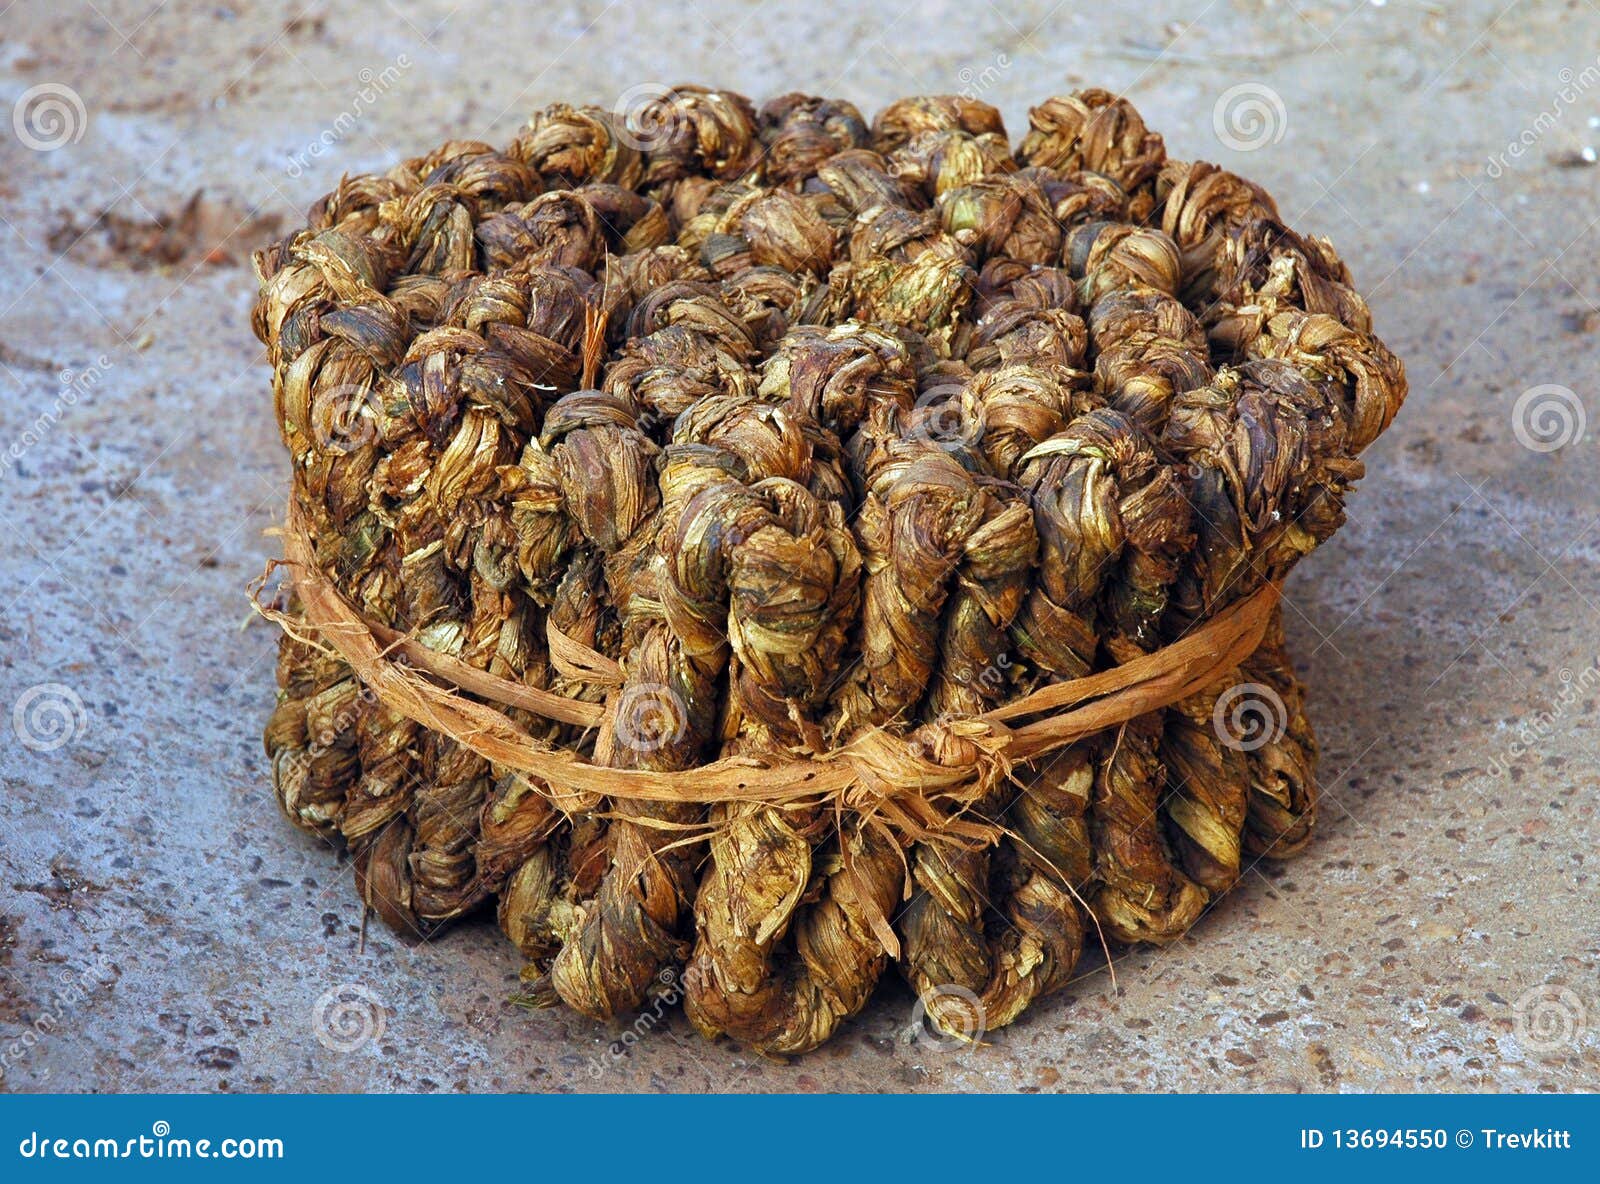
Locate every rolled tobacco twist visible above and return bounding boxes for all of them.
[254,84,1406,1054]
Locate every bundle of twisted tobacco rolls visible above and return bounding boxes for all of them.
[255,87,1404,1054]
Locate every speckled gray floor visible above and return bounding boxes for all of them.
[1,0,1596,1093]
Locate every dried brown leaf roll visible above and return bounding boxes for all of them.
[255,85,1405,1055]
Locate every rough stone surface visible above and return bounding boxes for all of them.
[1,0,1596,1093]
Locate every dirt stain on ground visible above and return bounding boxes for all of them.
[47,191,284,272]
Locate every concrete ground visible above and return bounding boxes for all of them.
[1,0,1597,1093]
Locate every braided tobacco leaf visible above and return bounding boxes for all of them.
[871,95,1008,155]
[1016,89,1166,218]
[1243,308,1407,454]
[1152,348,1396,882]
[1091,714,1209,944]
[1087,286,1210,436]
[1239,607,1321,859]
[256,85,1405,1055]
[1156,160,1278,302]
[1158,669,1251,894]
[896,471,1086,1032]
[1011,409,1172,680]
[1151,364,1314,892]
[891,129,1016,201]
[1206,218,1373,345]
[509,103,643,189]
[680,448,882,1052]
[264,605,362,836]
[759,93,871,189]
[1008,411,1206,945]
[1067,222,1183,306]
[496,389,662,970]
